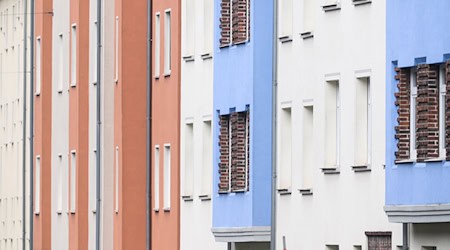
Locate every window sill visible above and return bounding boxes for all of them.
[70,211,76,214]
[163,207,171,212]
[395,159,415,164]
[92,209,96,214]
[181,195,193,202]
[153,208,159,212]
[56,210,62,215]
[298,188,313,196]
[57,89,63,94]
[35,92,40,96]
[34,211,40,215]
[352,0,371,6]
[424,158,446,162]
[198,194,211,201]
[70,83,77,88]
[201,53,213,60]
[182,55,195,62]
[154,75,160,80]
[321,167,340,174]
[277,188,292,195]
[351,165,371,172]
[278,36,293,43]
[322,3,341,12]
[300,31,314,40]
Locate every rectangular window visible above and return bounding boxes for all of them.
[163,144,171,210]
[114,17,119,83]
[325,81,340,168]
[201,120,212,196]
[35,156,40,214]
[115,146,119,213]
[71,24,77,87]
[154,13,161,78]
[439,65,446,158]
[182,0,195,59]
[164,10,171,75]
[12,5,16,31]
[202,0,213,55]
[92,21,98,85]
[278,107,292,192]
[279,0,293,40]
[183,123,194,197]
[35,37,41,95]
[366,232,392,250]
[355,77,371,166]
[302,105,314,189]
[70,151,76,213]
[58,34,63,92]
[410,69,417,160]
[57,155,63,212]
[219,0,250,47]
[303,0,315,34]
[154,146,160,210]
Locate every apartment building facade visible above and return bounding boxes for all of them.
[0,0,31,249]
[385,0,450,249]
[276,0,402,249]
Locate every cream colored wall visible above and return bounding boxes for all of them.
[0,0,30,249]
[276,0,402,249]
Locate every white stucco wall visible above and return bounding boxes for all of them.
[180,0,225,249]
[276,1,402,249]
[0,0,31,249]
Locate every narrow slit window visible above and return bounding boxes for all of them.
[92,21,98,84]
[183,123,194,197]
[164,10,172,75]
[279,107,292,190]
[114,17,119,83]
[439,65,446,158]
[36,37,41,95]
[279,0,293,39]
[58,34,63,92]
[355,77,371,166]
[325,81,340,167]
[201,120,212,196]
[303,0,315,34]
[164,144,171,210]
[154,13,161,78]
[203,0,213,55]
[57,155,63,212]
[182,0,195,58]
[154,146,160,210]
[115,146,119,213]
[410,69,417,160]
[70,151,76,213]
[302,106,314,189]
[71,24,77,87]
[35,156,41,214]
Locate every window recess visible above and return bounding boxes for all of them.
[353,77,371,172]
[277,105,292,195]
[199,119,212,200]
[323,80,340,174]
[201,0,213,59]
[219,0,250,47]
[301,0,315,39]
[182,0,195,61]
[300,102,314,195]
[278,0,293,43]
[182,122,194,201]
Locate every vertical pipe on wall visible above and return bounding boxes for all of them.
[403,223,409,250]
[22,0,28,249]
[271,0,278,249]
[95,0,102,249]
[29,0,35,248]
[146,0,152,249]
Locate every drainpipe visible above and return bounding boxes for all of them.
[22,0,28,249]
[29,0,35,248]
[146,0,153,249]
[95,0,102,249]
[403,223,409,250]
[270,0,278,249]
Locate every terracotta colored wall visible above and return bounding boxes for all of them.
[68,0,89,249]
[34,0,52,248]
[152,0,181,249]
[113,1,148,249]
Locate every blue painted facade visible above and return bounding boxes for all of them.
[386,0,450,207]
[212,1,273,229]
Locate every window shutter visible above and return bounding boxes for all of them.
[232,0,249,44]
[218,115,231,192]
[394,67,411,161]
[219,0,232,47]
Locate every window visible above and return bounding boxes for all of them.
[325,81,340,168]
[278,107,292,193]
[202,0,213,56]
[35,37,41,95]
[302,105,314,190]
[326,245,339,250]
[302,0,315,38]
[366,232,392,250]
[115,146,119,213]
[91,150,97,213]
[57,155,63,212]
[410,69,417,160]
[439,65,446,158]
[12,5,16,31]
[354,77,371,166]
[71,24,77,87]
[183,123,194,198]
[164,10,171,75]
[219,0,250,47]
[163,144,171,210]
[200,120,212,197]
[92,21,98,84]
[58,34,63,92]
[154,13,160,78]
[182,0,195,59]
[154,146,160,210]
[279,0,293,41]
[114,17,119,83]
[70,151,76,213]
[35,156,40,214]
[218,110,250,193]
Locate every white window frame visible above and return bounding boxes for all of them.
[35,156,41,214]
[114,16,119,83]
[58,33,63,93]
[439,65,446,158]
[154,145,160,210]
[35,37,41,95]
[115,146,119,213]
[154,13,161,78]
[70,150,76,213]
[410,68,417,160]
[57,154,63,213]
[164,9,172,76]
[163,144,171,210]
[71,24,77,87]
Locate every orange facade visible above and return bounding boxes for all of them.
[68,0,90,249]
[113,1,148,249]
[151,0,181,249]
[33,0,52,248]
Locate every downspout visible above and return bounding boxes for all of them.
[270,0,278,249]
[22,0,28,249]
[145,0,153,249]
[95,0,102,249]
[403,223,409,250]
[29,0,35,248]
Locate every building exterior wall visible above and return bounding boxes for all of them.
[180,0,225,249]
[113,1,147,249]
[151,0,181,249]
[0,0,31,249]
[211,0,273,241]
[33,0,52,248]
[276,0,402,249]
